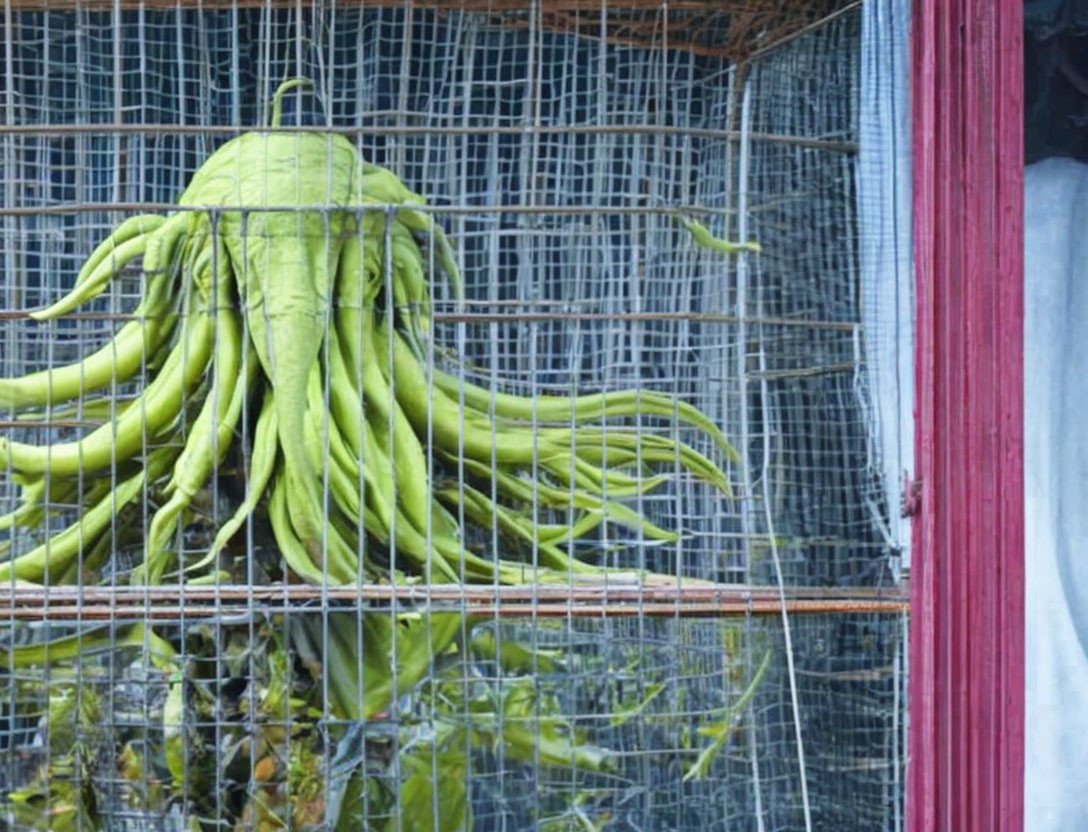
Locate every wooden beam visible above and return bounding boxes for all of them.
[908,1,1024,830]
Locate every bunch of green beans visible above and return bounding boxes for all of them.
[0,79,759,829]
[1,79,747,597]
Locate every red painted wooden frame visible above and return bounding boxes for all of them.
[908,1,1024,831]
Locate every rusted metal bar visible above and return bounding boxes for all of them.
[0,582,909,603]
[0,582,909,622]
[741,1,861,62]
[0,600,909,621]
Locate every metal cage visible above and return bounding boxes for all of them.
[0,3,905,830]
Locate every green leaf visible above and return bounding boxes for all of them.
[683,648,772,782]
[469,629,565,674]
[610,682,666,727]
[390,751,471,832]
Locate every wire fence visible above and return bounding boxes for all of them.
[0,3,904,830]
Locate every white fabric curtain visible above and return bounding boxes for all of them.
[858,0,913,573]
[1024,157,1088,830]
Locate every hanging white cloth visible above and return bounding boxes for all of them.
[858,0,914,574]
[1024,157,1088,830]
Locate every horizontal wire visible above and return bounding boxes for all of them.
[0,122,856,152]
[0,201,743,217]
[0,308,861,331]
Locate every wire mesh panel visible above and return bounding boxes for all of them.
[0,2,905,830]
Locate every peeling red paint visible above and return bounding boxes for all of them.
[908,2,1024,831]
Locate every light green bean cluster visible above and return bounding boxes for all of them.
[1,81,739,598]
[0,79,755,829]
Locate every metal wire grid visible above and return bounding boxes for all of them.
[738,10,904,831]
[0,3,904,831]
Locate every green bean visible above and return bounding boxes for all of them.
[32,234,151,321]
[0,249,179,410]
[677,216,761,255]
[10,396,140,424]
[391,226,425,301]
[221,207,349,569]
[535,512,604,544]
[71,215,165,289]
[565,430,732,495]
[141,306,251,585]
[356,310,441,538]
[267,469,335,585]
[435,483,596,574]
[0,446,177,583]
[0,622,174,669]
[326,365,458,580]
[303,363,388,568]
[294,398,368,585]
[55,524,117,585]
[0,473,119,535]
[537,454,667,499]
[377,319,572,466]
[182,388,279,578]
[455,455,679,543]
[0,296,215,477]
[433,372,740,464]
[137,210,194,280]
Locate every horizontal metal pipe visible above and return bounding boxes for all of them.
[0,582,909,622]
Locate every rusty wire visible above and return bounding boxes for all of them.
[0,582,909,621]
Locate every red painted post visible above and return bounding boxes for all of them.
[908,2,1024,832]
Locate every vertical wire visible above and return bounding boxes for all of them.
[327,4,342,827]
[3,0,17,805]
[74,11,95,824]
[353,207,370,828]
[731,60,769,832]
[321,205,337,832]
[293,0,303,84]
[453,128,472,832]
[394,0,413,177]
[230,1,241,126]
[259,0,273,126]
[451,16,474,809]
[421,56,441,824]
[526,0,545,815]
[708,52,767,830]
[895,607,907,832]
[349,11,372,823]
[233,121,261,832]
[208,209,226,828]
[660,6,683,824]
[738,74,814,831]
[382,205,404,832]
[485,14,508,816]
[561,14,580,813]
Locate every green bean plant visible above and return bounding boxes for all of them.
[0,78,765,830]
